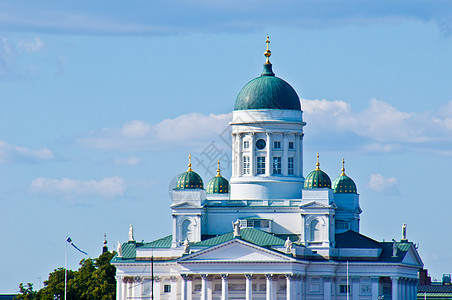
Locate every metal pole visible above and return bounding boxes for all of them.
[65,237,67,300]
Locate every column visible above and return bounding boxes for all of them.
[201,274,208,300]
[331,276,337,299]
[371,276,379,299]
[295,133,301,177]
[116,276,122,300]
[237,133,243,176]
[245,274,253,300]
[250,132,255,176]
[283,132,288,176]
[301,275,307,300]
[181,274,188,300]
[391,276,399,300]
[322,276,332,300]
[265,132,272,176]
[265,274,273,300]
[154,276,161,300]
[351,276,360,300]
[221,274,228,300]
[286,274,295,300]
[187,276,193,300]
[170,276,177,300]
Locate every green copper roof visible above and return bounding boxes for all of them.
[332,174,357,193]
[175,170,204,190]
[234,64,301,111]
[193,227,286,248]
[206,175,229,194]
[304,169,331,189]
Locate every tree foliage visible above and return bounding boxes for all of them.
[17,251,116,300]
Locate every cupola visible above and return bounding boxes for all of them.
[175,154,204,189]
[234,36,301,111]
[332,159,357,194]
[304,153,331,189]
[206,160,229,194]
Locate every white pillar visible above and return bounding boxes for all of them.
[295,133,301,177]
[371,276,379,299]
[237,133,243,177]
[391,276,399,300]
[187,276,193,300]
[266,274,273,300]
[154,276,161,300]
[201,274,208,300]
[323,276,332,300]
[250,133,255,176]
[245,274,253,300]
[181,275,188,300]
[116,276,122,300]
[286,274,295,300]
[301,275,307,300]
[351,276,360,300]
[266,132,272,176]
[221,274,228,300]
[170,276,177,300]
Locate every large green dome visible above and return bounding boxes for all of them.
[304,154,331,189]
[332,160,357,193]
[175,155,204,190]
[234,63,301,111]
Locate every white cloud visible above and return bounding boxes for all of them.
[367,173,399,194]
[0,140,54,163]
[30,177,125,199]
[17,37,43,53]
[78,112,232,151]
[0,37,44,79]
[114,156,141,166]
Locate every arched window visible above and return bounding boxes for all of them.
[310,219,321,241]
[182,219,193,242]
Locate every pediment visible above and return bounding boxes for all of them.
[299,201,332,209]
[402,245,423,267]
[179,239,295,263]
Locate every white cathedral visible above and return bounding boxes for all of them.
[112,38,423,300]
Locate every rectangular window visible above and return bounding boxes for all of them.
[257,157,266,174]
[289,141,294,149]
[336,222,349,230]
[243,141,249,149]
[288,157,294,175]
[243,156,250,175]
[273,156,282,174]
[164,284,171,293]
[274,141,281,149]
[340,285,350,294]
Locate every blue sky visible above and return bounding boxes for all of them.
[1,0,452,293]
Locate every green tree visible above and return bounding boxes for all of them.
[17,251,116,300]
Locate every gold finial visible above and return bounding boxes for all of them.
[264,36,271,64]
[216,159,221,177]
[341,158,346,176]
[188,153,193,171]
[315,153,320,170]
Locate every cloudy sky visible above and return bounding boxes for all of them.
[1,0,452,293]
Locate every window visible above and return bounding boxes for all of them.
[274,141,281,149]
[336,221,349,230]
[273,156,282,174]
[164,284,171,293]
[243,141,249,149]
[310,219,321,241]
[243,156,250,175]
[288,141,294,149]
[244,220,270,228]
[257,157,265,174]
[340,285,350,294]
[288,157,294,175]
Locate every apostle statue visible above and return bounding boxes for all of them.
[129,224,135,242]
[285,237,293,254]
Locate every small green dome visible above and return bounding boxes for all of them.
[303,154,331,189]
[332,160,357,193]
[234,64,301,111]
[207,176,229,194]
[175,154,204,190]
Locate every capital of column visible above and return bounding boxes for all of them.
[265,274,273,280]
[154,276,161,282]
[322,276,332,282]
[170,276,178,282]
[200,274,208,280]
[391,276,399,282]
[181,274,189,281]
[371,276,380,283]
[351,276,360,283]
[221,274,229,280]
[245,274,253,280]
[285,274,295,280]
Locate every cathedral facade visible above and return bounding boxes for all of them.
[111,38,423,300]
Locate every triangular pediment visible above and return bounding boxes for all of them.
[171,201,203,209]
[402,245,423,267]
[299,201,332,209]
[179,239,295,263]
